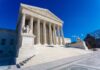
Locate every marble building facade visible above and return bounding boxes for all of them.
[17,3,65,46]
[0,3,70,64]
[16,3,66,63]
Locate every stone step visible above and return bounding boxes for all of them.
[21,47,91,68]
[22,53,91,70]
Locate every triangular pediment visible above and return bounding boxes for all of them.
[21,3,63,23]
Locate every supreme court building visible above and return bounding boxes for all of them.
[16,3,66,62]
[17,3,65,47]
[0,3,68,63]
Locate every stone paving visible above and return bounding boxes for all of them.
[21,50,100,70]
[21,53,91,70]
[1,50,100,70]
[60,65,99,70]
[22,47,90,68]
[51,51,100,70]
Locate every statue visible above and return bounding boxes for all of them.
[22,24,30,33]
[26,25,30,33]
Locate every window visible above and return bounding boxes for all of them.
[1,39,6,45]
[10,39,14,45]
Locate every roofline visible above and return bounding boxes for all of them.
[0,28,16,32]
[20,3,64,23]
[46,9,64,23]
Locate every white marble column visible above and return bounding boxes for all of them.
[57,26,61,45]
[53,24,57,45]
[43,21,47,44]
[61,26,65,45]
[30,16,34,35]
[20,14,26,35]
[37,19,40,44]
[49,23,53,45]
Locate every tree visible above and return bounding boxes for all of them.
[84,34,96,50]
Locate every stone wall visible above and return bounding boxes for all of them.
[0,29,17,57]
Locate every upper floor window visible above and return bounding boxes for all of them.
[1,39,6,45]
[10,39,14,45]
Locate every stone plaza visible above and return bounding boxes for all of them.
[1,50,100,70]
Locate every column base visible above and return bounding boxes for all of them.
[53,44,64,47]
[34,43,49,47]
[43,43,48,46]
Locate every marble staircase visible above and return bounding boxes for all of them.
[21,46,91,68]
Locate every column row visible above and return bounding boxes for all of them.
[20,14,65,45]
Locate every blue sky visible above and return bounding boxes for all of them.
[0,0,100,41]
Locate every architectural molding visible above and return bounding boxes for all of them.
[21,3,63,24]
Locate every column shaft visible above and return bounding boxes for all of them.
[37,19,40,44]
[61,27,65,45]
[53,25,57,45]
[49,23,52,45]
[20,14,26,35]
[57,26,61,45]
[30,17,34,35]
[43,21,47,44]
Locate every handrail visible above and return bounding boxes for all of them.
[16,55,35,68]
